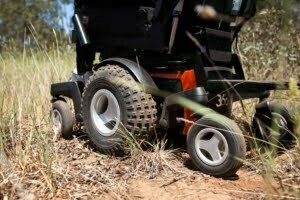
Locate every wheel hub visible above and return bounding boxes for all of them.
[90,89,121,137]
[272,112,288,139]
[52,109,62,136]
[195,128,229,166]
[259,112,289,141]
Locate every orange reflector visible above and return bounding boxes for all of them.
[149,69,198,135]
[181,70,197,135]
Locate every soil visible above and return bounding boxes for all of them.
[51,136,275,200]
[128,169,266,200]
[1,128,289,200]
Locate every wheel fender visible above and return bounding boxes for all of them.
[51,81,83,122]
[96,58,158,89]
[254,101,272,124]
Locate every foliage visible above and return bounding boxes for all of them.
[0,1,299,199]
[0,0,72,49]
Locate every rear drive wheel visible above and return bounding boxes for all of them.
[187,114,246,177]
[51,100,74,140]
[82,65,157,154]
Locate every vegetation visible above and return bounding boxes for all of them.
[0,1,299,199]
[0,0,71,49]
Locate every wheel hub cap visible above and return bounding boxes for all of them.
[272,112,288,139]
[52,109,62,135]
[90,89,121,137]
[195,128,229,166]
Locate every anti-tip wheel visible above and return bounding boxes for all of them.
[51,100,74,140]
[252,103,296,149]
[187,114,246,177]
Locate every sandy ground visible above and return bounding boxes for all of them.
[50,137,274,200]
[1,130,297,200]
[127,169,266,200]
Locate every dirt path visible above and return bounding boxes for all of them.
[128,169,266,200]
[50,139,271,200]
[1,138,286,199]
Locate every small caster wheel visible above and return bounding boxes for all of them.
[252,102,296,148]
[187,114,246,177]
[51,100,74,140]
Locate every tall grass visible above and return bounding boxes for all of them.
[0,44,184,198]
[0,44,299,198]
[0,45,74,197]
[236,9,300,198]
[0,8,299,198]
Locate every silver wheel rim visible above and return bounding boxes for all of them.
[271,112,288,139]
[90,89,121,137]
[195,128,229,166]
[52,109,62,136]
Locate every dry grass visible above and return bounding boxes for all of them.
[0,42,195,198]
[232,8,300,199]
[0,8,299,200]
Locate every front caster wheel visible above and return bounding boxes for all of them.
[51,100,74,140]
[187,115,246,177]
[252,103,296,148]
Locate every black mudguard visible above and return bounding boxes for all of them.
[253,101,273,125]
[96,57,158,89]
[51,82,83,122]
